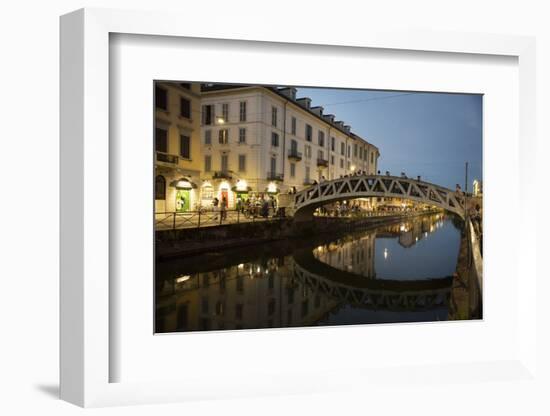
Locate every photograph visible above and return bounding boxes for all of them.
[154,82,483,333]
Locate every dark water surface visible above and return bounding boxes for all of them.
[155,213,464,333]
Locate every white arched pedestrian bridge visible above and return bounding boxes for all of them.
[289,175,465,221]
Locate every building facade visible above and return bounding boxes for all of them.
[154,82,202,213]
[198,85,380,209]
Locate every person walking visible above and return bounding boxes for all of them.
[220,196,227,222]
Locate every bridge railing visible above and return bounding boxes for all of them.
[155,207,284,231]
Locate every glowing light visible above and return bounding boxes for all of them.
[267,182,278,193]
[238,263,244,269]
[415,237,419,242]
[216,116,225,124]
[219,180,230,190]
[175,179,193,190]
[236,179,248,192]
[176,275,191,283]
[384,248,388,259]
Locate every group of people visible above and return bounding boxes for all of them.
[235,195,277,219]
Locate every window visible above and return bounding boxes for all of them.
[222,103,229,122]
[201,298,209,314]
[239,128,246,143]
[290,163,296,178]
[301,300,309,318]
[291,117,297,135]
[340,158,344,168]
[304,145,311,159]
[305,166,310,182]
[155,85,167,110]
[155,175,166,200]
[235,304,244,320]
[180,83,191,90]
[268,299,276,316]
[331,137,335,151]
[353,144,358,157]
[238,154,246,172]
[155,127,167,153]
[179,134,190,159]
[236,276,244,293]
[271,106,277,127]
[219,129,229,144]
[318,131,325,147]
[347,161,351,170]
[340,142,345,156]
[239,101,247,122]
[290,139,298,152]
[180,97,191,118]
[204,155,212,172]
[318,150,324,160]
[202,104,214,125]
[270,157,277,174]
[331,155,335,165]
[371,152,374,164]
[271,132,279,147]
[305,124,312,141]
[347,145,351,157]
[221,154,229,172]
[204,130,212,145]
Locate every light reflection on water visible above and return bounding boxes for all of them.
[155,213,464,333]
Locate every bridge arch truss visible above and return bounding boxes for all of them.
[292,175,465,220]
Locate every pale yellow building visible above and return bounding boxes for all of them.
[154,82,202,213]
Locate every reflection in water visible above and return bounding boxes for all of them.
[156,213,467,333]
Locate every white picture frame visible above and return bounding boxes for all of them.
[60,7,539,408]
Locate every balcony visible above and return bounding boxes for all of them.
[212,171,233,180]
[287,149,303,161]
[266,172,284,182]
[156,151,179,167]
[316,158,329,168]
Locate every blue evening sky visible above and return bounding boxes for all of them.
[296,88,482,190]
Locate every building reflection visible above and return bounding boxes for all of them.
[312,213,445,276]
[312,234,376,278]
[156,257,340,333]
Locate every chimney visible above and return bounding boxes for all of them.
[296,97,311,109]
[310,106,324,116]
[335,120,345,129]
[323,114,335,123]
[344,125,351,133]
[278,87,297,100]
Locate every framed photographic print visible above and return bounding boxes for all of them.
[60,7,539,408]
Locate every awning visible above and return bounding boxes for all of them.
[170,178,198,190]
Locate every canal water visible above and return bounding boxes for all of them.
[155,213,465,333]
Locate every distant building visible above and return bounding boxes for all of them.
[473,179,483,197]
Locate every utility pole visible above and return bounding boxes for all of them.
[465,162,469,194]
[465,161,469,215]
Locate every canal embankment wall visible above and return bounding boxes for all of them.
[156,210,443,260]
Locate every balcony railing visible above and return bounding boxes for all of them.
[287,149,303,161]
[316,158,329,167]
[212,170,233,180]
[266,172,284,181]
[156,151,179,166]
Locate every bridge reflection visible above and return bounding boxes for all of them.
[155,213,456,332]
